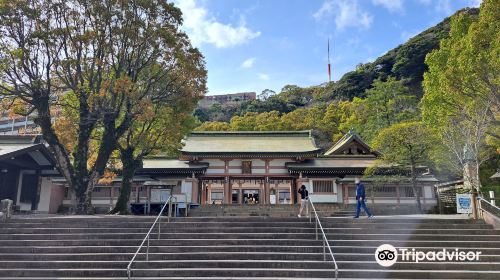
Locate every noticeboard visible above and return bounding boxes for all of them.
[456,193,472,214]
[150,189,171,203]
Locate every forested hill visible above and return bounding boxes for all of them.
[195,8,479,123]
[322,7,479,101]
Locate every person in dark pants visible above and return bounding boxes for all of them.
[354,178,374,218]
[297,185,309,217]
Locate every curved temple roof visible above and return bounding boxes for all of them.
[181,131,321,157]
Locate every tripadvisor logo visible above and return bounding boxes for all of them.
[375,244,482,267]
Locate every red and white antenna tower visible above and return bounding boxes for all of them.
[328,38,332,83]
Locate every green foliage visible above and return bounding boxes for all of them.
[194,121,231,131]
[0,0,206,213]
[230,112,258,131]
[422,0,499,188]
[479,155,500,194]
[360,77,418,141]
[372,122,437,168]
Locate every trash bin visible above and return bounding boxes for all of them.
[1,199,13,220]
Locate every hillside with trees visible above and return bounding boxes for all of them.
[193,4,498,191]
[194,7,479,124]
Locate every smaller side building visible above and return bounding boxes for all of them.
[0,135,58,213]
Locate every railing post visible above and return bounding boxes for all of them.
[168,199,171,223]
[315,218,318,240]
[490,191,496,206]
[146,235,150,261]
[309,200,312,223]
[323,237,326,261]
[158,218,161,240]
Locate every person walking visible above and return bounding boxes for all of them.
[297,185,309,217]
[354,178,374,218]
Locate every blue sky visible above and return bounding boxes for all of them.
[174,0,482,96]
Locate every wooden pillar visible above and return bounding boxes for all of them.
[343,183,348,206]
[191,179,199,204]
[263,177,269,205]
[238,182,243,204]
[224,159,230,204]
[201,182,207,205]
[224,176,230,204]
[290,179,296,204]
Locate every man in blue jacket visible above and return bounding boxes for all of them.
[354,178,374,218]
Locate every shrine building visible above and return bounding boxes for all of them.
[0,130,439,213]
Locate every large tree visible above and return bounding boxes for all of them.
[372,122,437,213]
[112,107,197,214]
[421,0,499,193]
[0,0,206,213]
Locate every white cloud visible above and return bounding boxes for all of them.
[372,0,404,13]
[241,57,256,68]
[417,0,462,14]
[175,0,261,48]
[467,0,482,7]
[420,0,480,10]
[258,73,270,81]
[435,0,453,14]
[313,0,373,31]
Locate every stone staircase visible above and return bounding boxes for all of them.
[0,215,499,279]
[188,204,349,217]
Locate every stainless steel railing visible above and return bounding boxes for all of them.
[308,199,338,280]
[478,196,500,219]
[127,195,177,279]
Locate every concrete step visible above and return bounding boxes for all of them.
[1,232,499,242]
[1,260,499,270]
[2,215,498,279]
[7,216,486,224]
[0,267,499,279]
[2,227,498,235]
[1,252,499,262]
[2,245,500,255]
[0,238,324,247]
[1,238,499,248]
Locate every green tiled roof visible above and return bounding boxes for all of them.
[324,129,379,156]
[142,158,208,169]
[181,131,320,156]
[286,157,378,170]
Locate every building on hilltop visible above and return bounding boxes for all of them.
[0,130,439,214]
[198,92,256,108]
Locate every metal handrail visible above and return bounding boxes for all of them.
[478,197,500,218]
[127,195,177,279]
[308,199,338,280]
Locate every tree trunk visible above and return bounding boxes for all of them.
[110,147,138,214]
[410,164,423,213]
